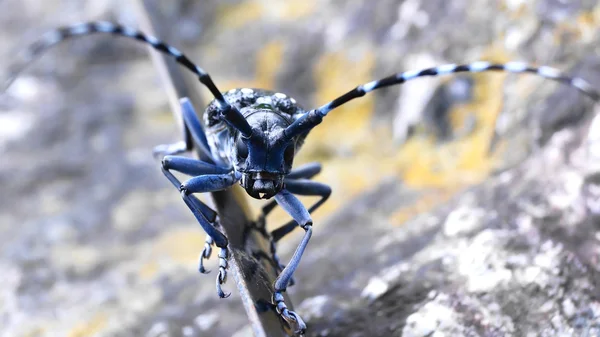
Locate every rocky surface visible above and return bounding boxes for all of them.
[302,113,600,336]
[0,0,599,336]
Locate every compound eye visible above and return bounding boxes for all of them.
[283,144,295,163]
[236,138,249,159]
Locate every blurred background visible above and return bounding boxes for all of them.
[0,0,598,336]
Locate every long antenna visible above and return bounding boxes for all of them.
[283,62,599,141]
[3,21,253,136]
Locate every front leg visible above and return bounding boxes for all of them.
[161,155,241,298]
[179,172,241,298]
[271,179,331,242]
[271,189,314,334]
[258,163,327,277]
[264,177,331,291]
[258,162,324,223]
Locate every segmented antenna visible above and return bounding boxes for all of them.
[4,21,253,137]
[283,61,599,141]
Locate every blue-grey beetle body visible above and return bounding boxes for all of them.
[205,88,307,199]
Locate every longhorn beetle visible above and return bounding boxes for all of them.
[4,22,599,335]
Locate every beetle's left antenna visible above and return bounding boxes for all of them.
[3,21,253,137]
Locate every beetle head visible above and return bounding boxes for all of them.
[233,106,296,199]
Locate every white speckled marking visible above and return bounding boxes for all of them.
[94,21,115,32]
[121,27,138,37]
[256,96,272,105]
[69,23,90,34]
[436,64,457,75]
[228,89,236,94]
[167,46,182,57]
[504,62,528,72]
[290,98,296,104]
[537,66,561,79]
[469,61,491,72]
[274,92,287,99]
[145,35,160,45]
[400,70,421,81]
[572,78,592,92]
[362,80,378,92]
[241,88,254,95]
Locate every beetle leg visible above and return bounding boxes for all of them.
[269,189,316,335]
[271,179,331,242]
[153,98,217,163]
[258,163,327,285]
[179,171,241,298]
[198,235,214,274]
[159,154,239,298]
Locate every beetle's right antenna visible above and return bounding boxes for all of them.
[281,62,600,142]
[3,21,253,137]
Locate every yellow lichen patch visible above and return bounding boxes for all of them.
[594,5,600,23]
[578,11,597,26]
[258,150,397,237]
[272,48,381,229]
[138,260,160,281]
[67,313,108,337]
[215,1,266,30]
[501,0,530,18]
[575,11,599,42]
[216,0,315,28]
[388,187,458,226]
[280,136,400,231]
[255,40,285,88]
[552,10,600,43]
[149,107,182,126]
[393,49,512,188]
[20,326,46,337]
[51,244,103,276]
[399,139,496,188]
[152,227,205,265]
[216,40,284,92]
[396,137,455,187]
[302,48,376,157]
[275,0,316,20]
